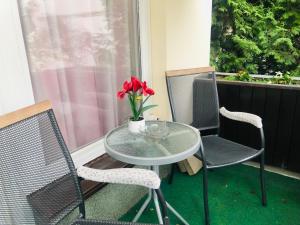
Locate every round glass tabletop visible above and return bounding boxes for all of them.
[104,121,201,166]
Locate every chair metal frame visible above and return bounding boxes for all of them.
[0,101,169,225]
[166,67,267,225]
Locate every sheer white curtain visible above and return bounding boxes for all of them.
[18,0,140,151]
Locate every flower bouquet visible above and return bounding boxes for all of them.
[117,76,157,133]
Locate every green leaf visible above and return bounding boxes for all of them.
[139,105,158,115]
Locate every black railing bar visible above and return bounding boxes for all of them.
[216,72,300,81]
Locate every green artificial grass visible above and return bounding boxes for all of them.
[121,165,300,225]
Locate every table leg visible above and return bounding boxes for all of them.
[152,165,190,225]
[166,202,189,225]
[153,189,164,224]
[133,189,152,222]
[132,165,190,225]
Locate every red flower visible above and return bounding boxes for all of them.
[141,81,148,96]
[145,88,155,95]
[123,80,132,93]
[117,75,156,120]
[117,76,154,102]
[131,76,142,92]
[117,90,125,99]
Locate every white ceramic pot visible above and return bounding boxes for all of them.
[128,117,145,134]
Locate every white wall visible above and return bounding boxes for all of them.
[148,0,212,120]
[0,2,34,222]
[0,0,34,115]
[166,0,212,69]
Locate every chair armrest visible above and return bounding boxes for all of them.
[77,166,161,189]
[220,107,263,128]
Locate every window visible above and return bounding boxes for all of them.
[18,0,141,152]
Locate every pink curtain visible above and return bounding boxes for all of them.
[19,0,138,151]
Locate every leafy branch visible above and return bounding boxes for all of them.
[211,0,299,77]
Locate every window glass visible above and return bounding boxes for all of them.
[18,0,140,151]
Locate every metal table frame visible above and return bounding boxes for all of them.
[104,121,201,225]
[132,165,190,224]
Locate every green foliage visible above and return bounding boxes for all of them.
[225,70,253,82]
[271,71,296,85]
[211,0,300,76]
[223,71,297,85]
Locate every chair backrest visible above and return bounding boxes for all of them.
[166,67,220,130]
[0,101,84,225]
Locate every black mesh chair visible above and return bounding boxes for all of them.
[0,101,169,225]
[166,67,266,225]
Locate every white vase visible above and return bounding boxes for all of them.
[128,117,145,134]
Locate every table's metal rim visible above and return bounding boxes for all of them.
[104,121,201,166]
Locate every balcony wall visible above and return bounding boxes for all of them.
[148,0,213,120]
[217,80,300,173]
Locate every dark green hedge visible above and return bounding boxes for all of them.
[210,0,300,76]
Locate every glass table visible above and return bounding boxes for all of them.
[104,121,201,225]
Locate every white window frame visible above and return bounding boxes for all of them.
[0,0,35,114]
[139,0,152,86]
[0,0,151,167]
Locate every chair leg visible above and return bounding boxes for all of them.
[79,202,86,219]
[168,163,176,184]
[203,164,210,225]
[260,153,267,206]
[77,177,86,219]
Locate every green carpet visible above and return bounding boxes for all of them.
[121,165,300,225]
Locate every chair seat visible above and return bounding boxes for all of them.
[196,135,263,168]
[72,219,158,225]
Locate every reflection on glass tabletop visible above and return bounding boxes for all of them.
[104,121,200,166]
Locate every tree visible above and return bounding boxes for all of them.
[210,0,300,76]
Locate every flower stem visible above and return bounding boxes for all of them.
[137,95,150,116]
[128,94,137,120]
